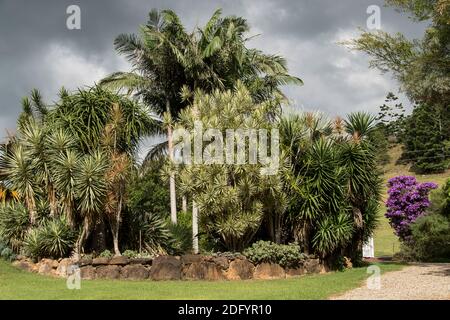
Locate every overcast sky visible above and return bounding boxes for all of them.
[0,0,428,157]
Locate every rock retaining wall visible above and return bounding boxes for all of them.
[12,254,324,281]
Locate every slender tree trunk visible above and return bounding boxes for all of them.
[26,194,37,225]
[66,199,75,229]
[295,221,311,254]
[182,196,187,213]
[167,99,177,224]
[75,216,90,261]
[48,185,57,217]
[112,231,120,256]
[192,200,199,254]
[112,197,122,256]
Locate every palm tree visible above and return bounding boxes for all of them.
[49,87,157,255]
[341,112,381,263]
[0,140,20,205]
[176,83,286,251]
[50,148,80,228]
[1,144,37,224]
[74,151,108,259]
[2,87,157,256]
[280,111,381,264]
[100,8,302,225]
[103,103,131,256]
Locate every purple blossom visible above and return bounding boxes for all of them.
[385,176,438,242]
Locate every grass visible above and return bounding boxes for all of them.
[373,144,450,257]
[0,259,404,300]
[374,207,400,257]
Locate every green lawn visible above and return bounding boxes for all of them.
[0,260,404,300]
[374,209,400,257]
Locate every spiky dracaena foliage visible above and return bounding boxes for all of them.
[1,144,37,224]
[38,216,76,259]
[49,86,158,155]
[175,84,286,251]
[49,148,80,228]
[23,216,76,260]
[340,114,382,264]
[123,210,173,256]
[280,114,344,255]
[73,151,108,256]
[103,103,133,256]
[280,111,381,263]
[312,210,354,254]
[0,203,30,252]
[345,112,377,141]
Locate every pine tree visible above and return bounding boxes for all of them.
[403,104,449,173]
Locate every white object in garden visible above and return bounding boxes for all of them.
[363,237,375,258]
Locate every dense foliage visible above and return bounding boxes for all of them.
[401,104,450,173]
[281,112,382,265]
[23,216,76,260]
[243,241,306,268]
[0,86,157,258]
[176,83,286,251]
[397,178,450,261]
[0,7,392,270]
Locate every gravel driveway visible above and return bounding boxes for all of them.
[331,263,450,300]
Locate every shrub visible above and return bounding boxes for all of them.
[385,176,437,241]
[23,228,42,260]
[0,241,6,253]
[123,210,173,255]
[22,217,76,260]
[99,249,113,258]
[1,247,16,261]
[404,214,450,261]
[0,204,30,252]
[243,241,306,268]
[398,179,450,261]
[40,217,76,258]
[168,211,192,255]
[0,241,16,261]
[122,250,138,258]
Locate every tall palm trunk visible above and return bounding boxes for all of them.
[167,99,177,224]
[192,200,199,254]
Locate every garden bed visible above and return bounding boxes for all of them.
[12,254,325,281]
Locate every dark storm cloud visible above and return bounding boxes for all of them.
[0,0,428,142]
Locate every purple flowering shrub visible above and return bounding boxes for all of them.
[385,176,438,242]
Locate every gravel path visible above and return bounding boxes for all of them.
[332,263,450,300]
